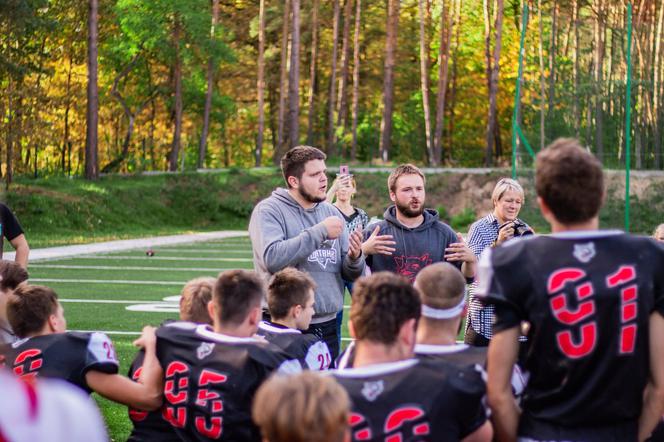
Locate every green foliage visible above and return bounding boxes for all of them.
[450,207,477,232]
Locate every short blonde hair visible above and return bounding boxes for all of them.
[492,178,525,204]
[180,277,215,324]
[414,262,466,310]
[653,224,664,240]
[253,372,350,442]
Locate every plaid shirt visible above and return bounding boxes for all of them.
[466,213,500,339]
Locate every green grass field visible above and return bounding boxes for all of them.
[27,236,353,441]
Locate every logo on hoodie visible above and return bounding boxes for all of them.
[308,239,338,269]
[394,253,433,282]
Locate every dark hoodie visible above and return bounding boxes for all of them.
[364,206,462,283]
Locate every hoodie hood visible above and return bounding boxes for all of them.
[383,205,440,231]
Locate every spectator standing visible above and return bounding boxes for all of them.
[249,146,365,360]
[653,223,664,242]
[362,164,475,283]
[0,203,29,267]
[465,178,532,346]
[0,260,29,345]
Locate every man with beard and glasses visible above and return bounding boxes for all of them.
[361,164,475,284]
[249,145,365,361]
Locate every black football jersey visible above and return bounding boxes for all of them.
[4,332,119,393]
[257,320,332,370]
[127,349,180,442]
[414,343,487,369]
[156,322,301,442]
[334,358,487,442]
[478,231,664,439]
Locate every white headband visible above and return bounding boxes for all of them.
[421,297,466,319]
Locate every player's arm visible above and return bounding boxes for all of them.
[638,312,664,441]
[487,325,521,442]
[462,421,493,442]
[87,328,163,411]
[9,234,29,268]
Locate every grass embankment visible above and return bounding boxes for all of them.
[4,168,662,249]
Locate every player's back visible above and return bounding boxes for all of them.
[257,320,332,370]
[334,358,487,442]
[485,231,664,438]
[4,331,119,392]
[156,322,301,442]
[414,343,487,369]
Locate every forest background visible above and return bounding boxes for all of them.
[2,0,664,183]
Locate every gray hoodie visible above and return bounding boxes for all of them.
[249,188,365,323]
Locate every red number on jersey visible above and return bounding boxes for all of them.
[194,369,228,439]
[128,367,148,422]
[163,361,190,428]
[13,349,43,380]
[606,265,639,354]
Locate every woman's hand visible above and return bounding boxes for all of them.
[496,221,515,246]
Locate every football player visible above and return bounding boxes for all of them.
[258,267,332,370]
[3,283,162,411]
[135,269,301,442]
[333,272,492,442]
[482,138,664,442]
[253,371,351,442]
[0,260,29,345]
[127,276,216,442]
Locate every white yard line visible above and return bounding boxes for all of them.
[62,255,252,262]
[148,249,251,254]
[31,278,185,286]
[60,299,173,304]
[30,264,230,272]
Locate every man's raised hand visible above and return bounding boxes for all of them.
[322,216,344,239]
[348,228,363,260]
[361,225,396,256]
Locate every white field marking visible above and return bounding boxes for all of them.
[29,264,227,272]
[31,278,185,286]
[126,304,180,313]
[149,248,251,253]
[69,329,354,341]
[66,255,252,262]
[60,298,171,304]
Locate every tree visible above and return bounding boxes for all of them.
[434,0,454,165]
[326,0,341,153]
[336,0,354,148]
[379,0,400,163]
[287,0,301,148]
[350,0,362,160]
[418,0,434,165]
[85,0,99,180]
[256,0,266,166]
[306,0,320,146]
[484,0,503,167]
[167,14,183,172]
[276,0,291,163]
[198,0,220,169]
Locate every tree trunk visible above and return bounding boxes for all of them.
[199,0,220,169]
[350,0,362,160]
[85,0,99,180]
[418,0,434,165]
[434,0,453,165]
[327,0,341,153]
[287,0,301,148]
[593,0,604,162]
[547,0,557,116]
[256,0,267,166]
[62,55,73,174]
[572,0,580,138]
[5,80,13,188]
[337,0,353,145]
[276,0,291,164]
[379,0,400,163]
[485,0,504,166]
[655,0,664,168]
[306,0,320,146]
[168,15,183,172]
[538,0,546,149]
[447,0,461,159]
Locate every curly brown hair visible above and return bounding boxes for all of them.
[350,272,421,344]
[535,138,604,224]
[180,277,215,325]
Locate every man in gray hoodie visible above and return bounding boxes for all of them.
[249,146,365,360]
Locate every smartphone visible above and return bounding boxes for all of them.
[339,165,349,175]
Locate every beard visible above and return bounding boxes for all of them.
[396,199,424,218]
[299,186,326,204]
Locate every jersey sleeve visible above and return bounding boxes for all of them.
[304,340,332,371]
[652,240,664,318]
[475,244,530,332]
[84,332,119,375]
[0,204,24,241]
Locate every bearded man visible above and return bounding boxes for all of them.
[362,163,475,283]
